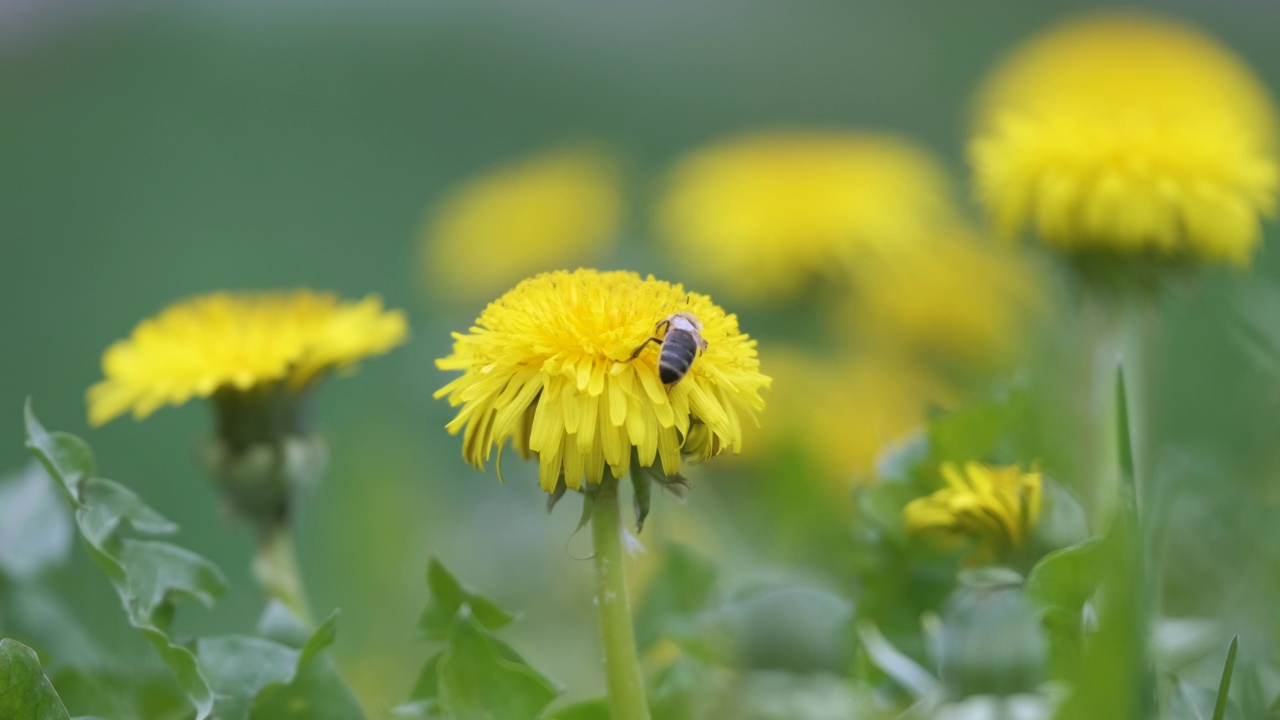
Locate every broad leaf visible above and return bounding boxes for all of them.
[418,557,516,641]
[1025,537,1103,615]
[0,638,71,720]
[437,607,560,720]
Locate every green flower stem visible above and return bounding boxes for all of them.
[253,525,314,626]
[591,475,651,720]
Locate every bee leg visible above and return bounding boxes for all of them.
[697,337,709,354]
[654,319,671,334]
[628,337,662,360]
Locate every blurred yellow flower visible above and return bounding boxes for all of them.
[657,132,964,300]
[423,146,622,299]
[904,461,1043,559]
[748,350,948,484]
[848,236,1043,370]
[435,269,769,492]
[971,14,1279,264]
[88,291,408,426]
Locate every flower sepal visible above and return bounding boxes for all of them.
[200,434,328,532]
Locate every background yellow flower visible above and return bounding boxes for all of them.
[88,291,408,426]
[971,13,1279,264]
[656,132,964,301]
[845,235,1044,372]
[744,349,950,487]
[423,145,622,300]
[435,269,769,491]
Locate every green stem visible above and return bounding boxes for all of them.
[591,475,651,720]
[253,525,314,626]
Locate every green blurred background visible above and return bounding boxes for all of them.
[5,0,1280,715]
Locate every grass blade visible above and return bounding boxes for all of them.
[1212,636,1239,720]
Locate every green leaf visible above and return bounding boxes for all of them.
[437,607,560,720]
[854,622,941,701]
[634,543,719,653]
[24,400,95,504]
[24,404,222,720]
[198,636,299,720]
[957,566,1024,590]
[630,463,652,533]
[76,477,177,547]
[541,698,610,720]
[418,557,516,641]
[196,613,363,720]
[0,462,73,579]
[393,652,444,718]
[0,638,71,720]
[1212,636,1239,720]
[1115,366,1137,503]
[117,540,226,625]
[1025,537,1103,615]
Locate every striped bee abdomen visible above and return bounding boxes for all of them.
[659,330,700,384]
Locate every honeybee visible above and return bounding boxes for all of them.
[629,311,708,385]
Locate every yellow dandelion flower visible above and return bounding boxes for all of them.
[435,269,769,492]
[971,14,1279,264]
[747,350,949,486]
[423,145,622,299]
[657,132,964,301]
[847,236,1043,370]
[88,291,408,426]
[904,461,1043,559]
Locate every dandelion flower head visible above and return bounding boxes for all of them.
[657,132,964,301]
[424,145,622,299]
[435,269,769,492]
[904,461,1043,560]
[847,235,1043,370]
[971,14,1279,264]
[88,291,408,426]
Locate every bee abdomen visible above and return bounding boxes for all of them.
[659,331,699,384]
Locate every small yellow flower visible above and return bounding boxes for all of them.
[657,132,963,301]
[747,350,949,485]
[847,236,1043,370]
[904,461,1043,559]
[435,269,769,491]
[971,14,1279,264]
[423,145,622,299]
[88,291,408,426]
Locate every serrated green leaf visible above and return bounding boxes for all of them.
[198,636,299,720]
[0,639,71,720]
[634,543,719,653]
[24,400,94,504]
[76,477,177,547]
[117,540,226,626]
[1025,537,1103,615]
[437,608,560,720]
[255,600,312,649]
[541,698,610,720]
[418,557,515,641]
[196,613,361,720]
[251,614,363,720]
[24,405,219,720]
[0,462,73,579]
